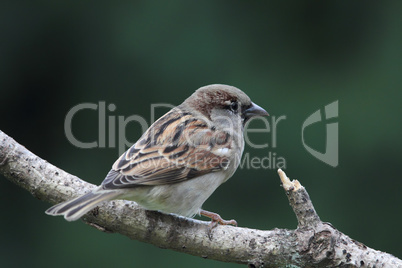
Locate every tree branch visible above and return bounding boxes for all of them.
[1,129,401,267]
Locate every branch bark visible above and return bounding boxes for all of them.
[0,129,401,268]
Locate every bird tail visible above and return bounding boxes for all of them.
[45,188,120,221]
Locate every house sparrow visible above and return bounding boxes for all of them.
[46,84,268,226]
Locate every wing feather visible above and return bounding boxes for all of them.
[102,108,232,190]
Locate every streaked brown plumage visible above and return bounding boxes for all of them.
[104,110,231,188]
[46,84,268,225]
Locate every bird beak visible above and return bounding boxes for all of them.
[244,102,269,122]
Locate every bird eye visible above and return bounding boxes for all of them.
[229,101,238,112]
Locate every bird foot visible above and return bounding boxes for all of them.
[200,209,237,229]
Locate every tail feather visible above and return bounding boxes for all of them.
[45,189,120,221]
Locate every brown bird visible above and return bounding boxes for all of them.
[46,84,269,226]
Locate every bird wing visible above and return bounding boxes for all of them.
[101,108,232,189]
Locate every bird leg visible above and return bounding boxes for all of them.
[200,209,237,229]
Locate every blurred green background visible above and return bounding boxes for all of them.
[1,1,401,267]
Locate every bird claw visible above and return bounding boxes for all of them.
[200,209,238,230]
